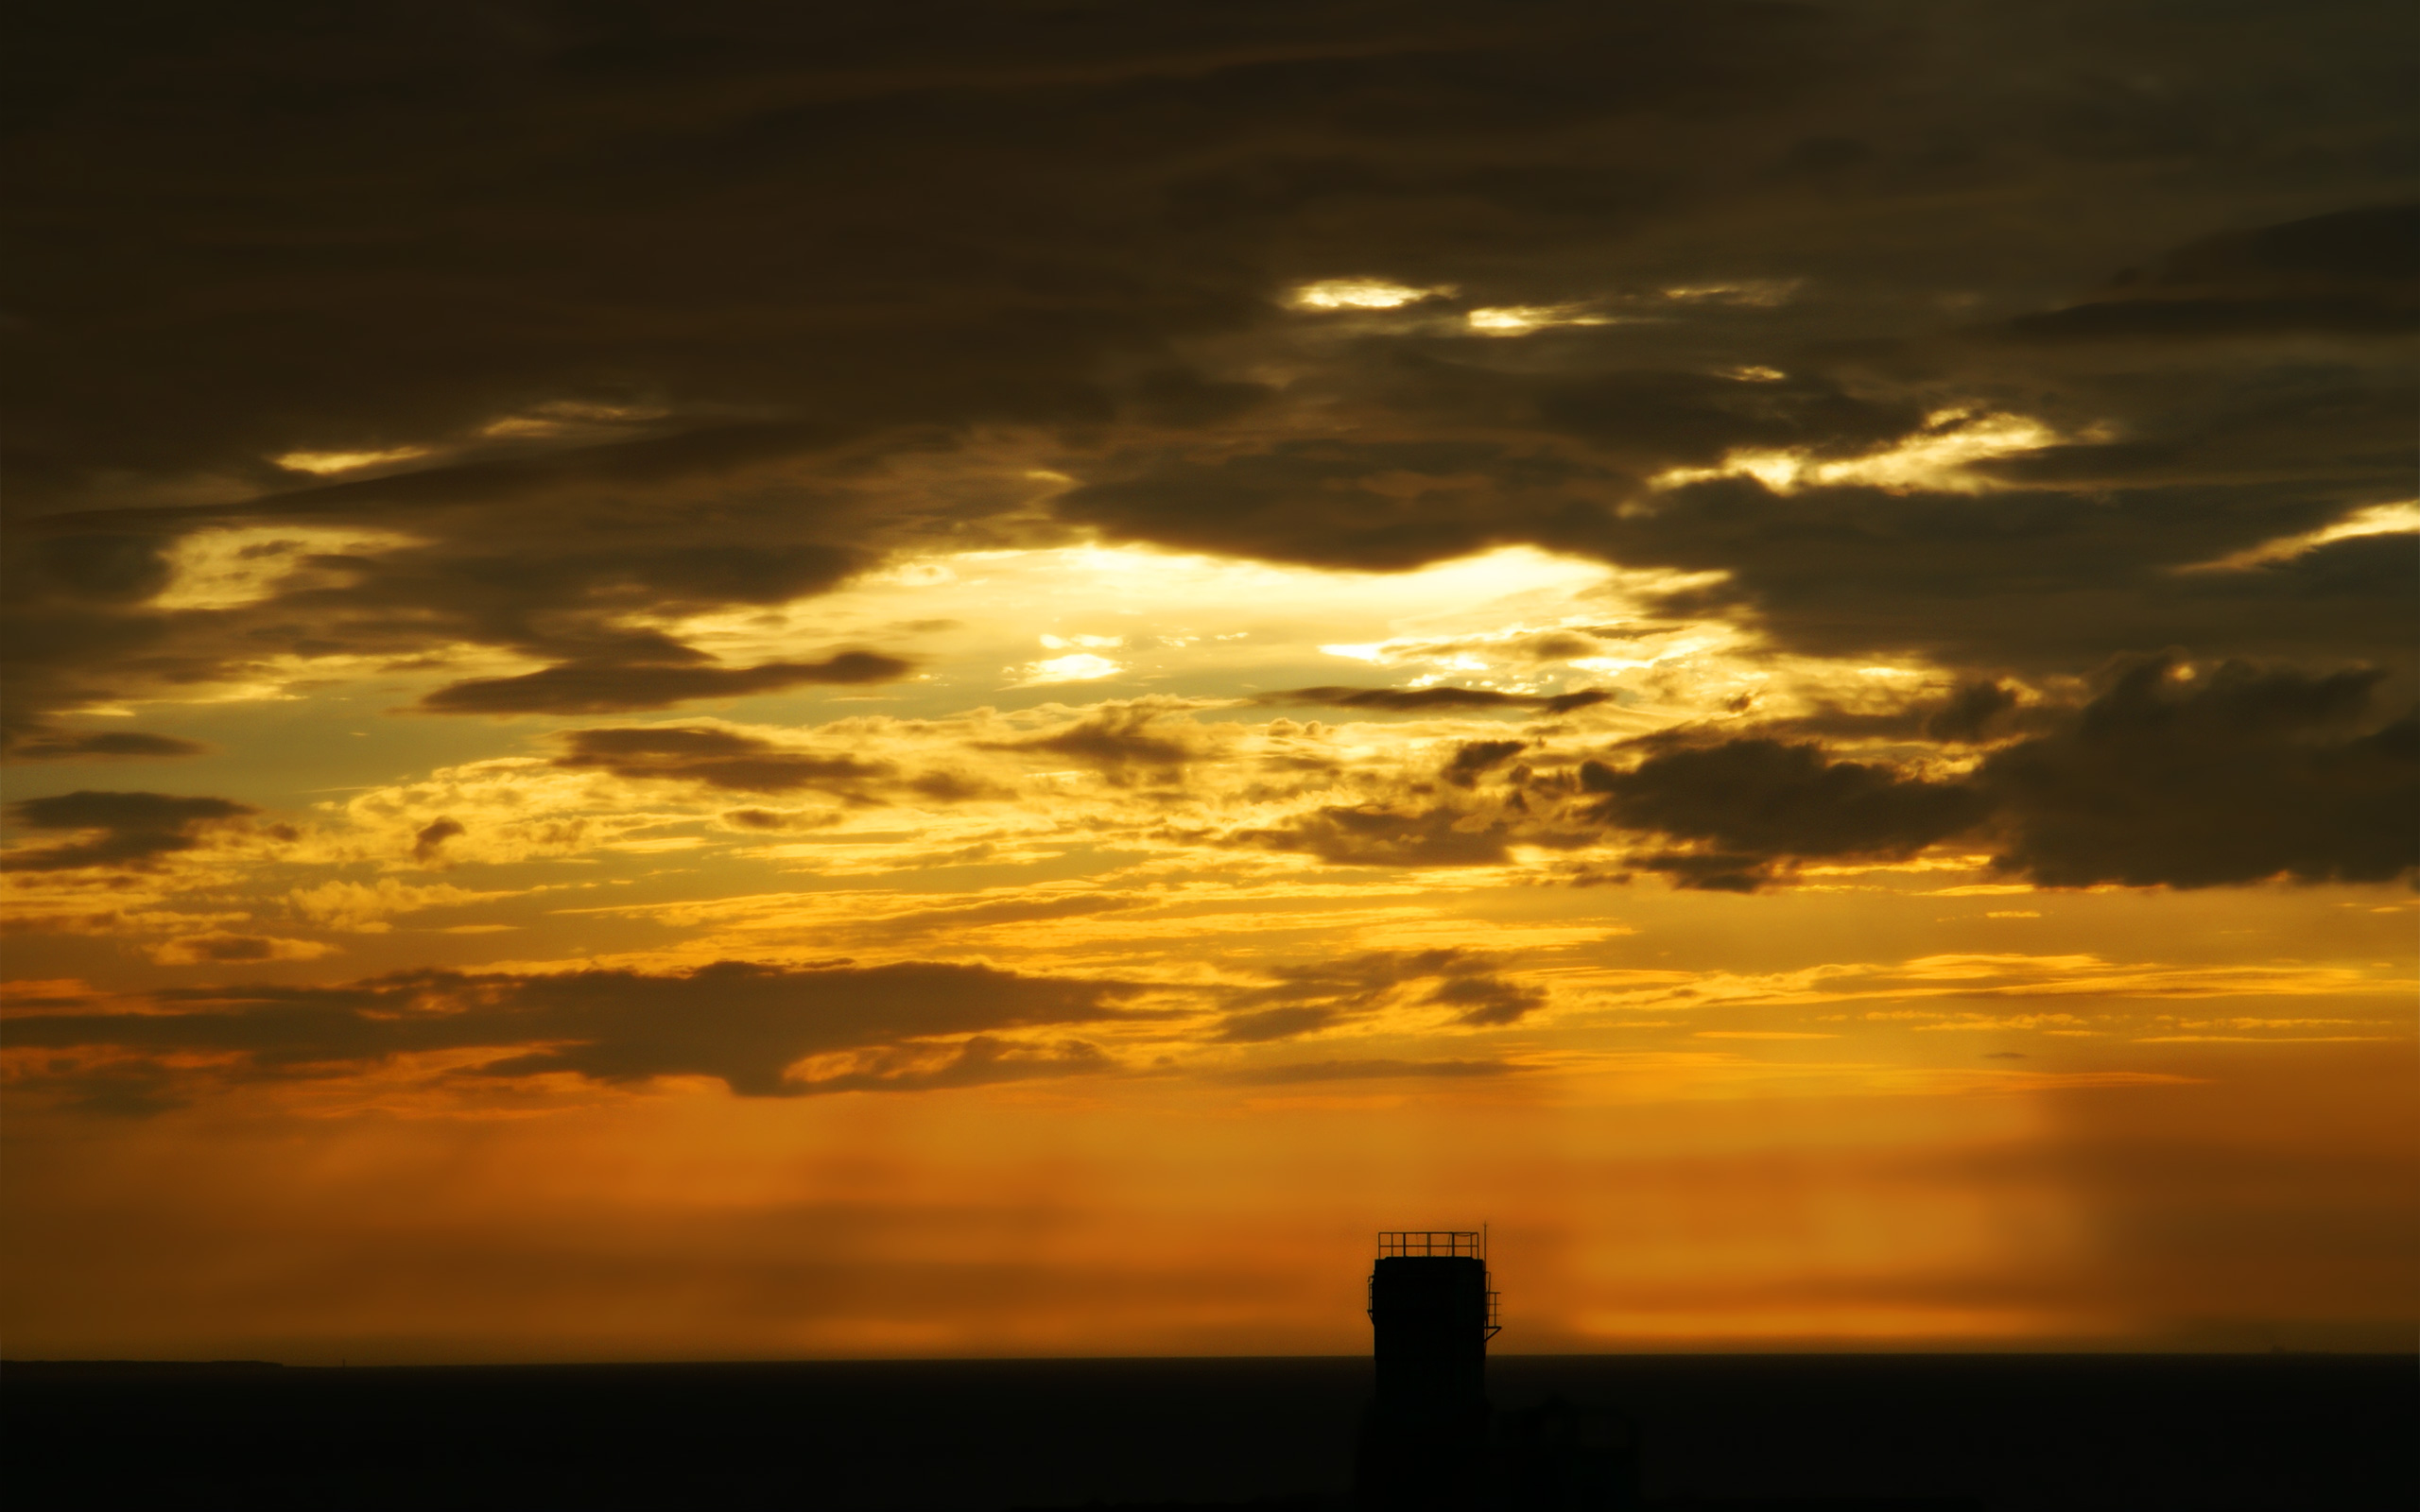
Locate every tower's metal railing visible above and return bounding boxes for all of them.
[1375,1230,1483,1258]
[1369,1231,1501,1338]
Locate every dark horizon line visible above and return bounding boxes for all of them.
[10,1346,2409,1372]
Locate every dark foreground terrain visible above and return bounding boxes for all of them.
[4,1353,2411,1510]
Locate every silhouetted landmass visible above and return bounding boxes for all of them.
[4,1355,2411,1510]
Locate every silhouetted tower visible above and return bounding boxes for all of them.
[1356,1230,1499,1510]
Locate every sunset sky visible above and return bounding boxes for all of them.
[5,2,2413,1363]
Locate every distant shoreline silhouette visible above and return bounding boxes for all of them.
[8,1246,2411,1511]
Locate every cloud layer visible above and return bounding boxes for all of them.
[8,1,2411,755]
[7,960,1148,1107]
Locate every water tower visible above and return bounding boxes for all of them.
[1356,1230,1499,1509]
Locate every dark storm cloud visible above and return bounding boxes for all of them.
[324,538,872,673]
[3,790,260,871]
[1568,659,2417,890]
[2,494,886,747]
[1225,726,1599,868]
[1978,658,2418,888]
[1999,203,2419,343]
[1236,650,2415,892]
[1222,1057,1518,1085]
[1056,371,1927,564]
[5,730,207,761]
[1709,680,2055,747]
[0,533,182,754]
[1579,740,1991,876]
[410,816,465,863]
[1443,740,1529,787]
[982,701,1214,788]
[14,0,1871,506]
[551,722,1014,805]
[421,648,911,715]
[1423,971,1547,1027]
[1061,439,1617,571]
[1259,686,1610,714]
[1214,1005,1345,1044]
[6,959,1147,1107]
[1066,330,2411,679]
[552,726,896,796]
[1212,949,1546,1040]
[1592,474,2414,677]
[8,2,2413,786]
[1235,802,1518,868]
[155,934,303,964]
[1925,681,2022,745]
[719,807,844,833]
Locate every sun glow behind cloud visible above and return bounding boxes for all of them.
[664,541,1650,701]
[1013,652,1125,684]
[271,446,432,474]
[1653,409,2065,494]
[152,525,424,611]
[2177,499,2420,572]
[1289,278,1451,309]
[1465,304,1615,334]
